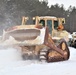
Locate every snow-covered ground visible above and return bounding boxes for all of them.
[0,47,76,75]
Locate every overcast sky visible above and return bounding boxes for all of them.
[48,0,76,9]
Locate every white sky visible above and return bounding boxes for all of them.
[48,0,76,9]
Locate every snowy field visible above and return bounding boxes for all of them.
[0,47,76,75]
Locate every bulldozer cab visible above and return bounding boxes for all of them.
[33,16,65,36]
[1,16,70,62]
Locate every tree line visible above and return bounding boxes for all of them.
[0,0,76,34]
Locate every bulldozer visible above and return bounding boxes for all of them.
[1,16,70,62]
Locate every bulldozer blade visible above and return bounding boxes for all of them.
[2,28,46,46]
[4,29,40,41]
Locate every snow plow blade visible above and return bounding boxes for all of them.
[2,27,45,46]
[4,29,40,41]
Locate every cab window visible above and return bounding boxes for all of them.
[39,20,45,27]
[47,20,52,34]
[54,21,58,29]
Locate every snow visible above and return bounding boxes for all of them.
[0,47,76,75]
[0,48,22,62]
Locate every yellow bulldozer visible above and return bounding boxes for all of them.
[1,16,70,62]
